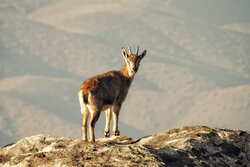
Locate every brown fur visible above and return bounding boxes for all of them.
[79,66,133,106]
[78,46,146,141]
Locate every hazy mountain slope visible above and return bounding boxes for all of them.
[0,76,80,143]
[178,84,250,130]
[0,0,249,146]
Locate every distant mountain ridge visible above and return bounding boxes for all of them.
[0,125,249,166]
[1,0,249,147]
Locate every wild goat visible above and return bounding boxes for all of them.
[78,46,147,141]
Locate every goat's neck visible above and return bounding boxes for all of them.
[119,64,135,81]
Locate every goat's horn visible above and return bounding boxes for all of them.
[128,45,132,55]
[135,46,139,56]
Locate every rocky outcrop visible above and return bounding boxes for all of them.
[0,125,249,166]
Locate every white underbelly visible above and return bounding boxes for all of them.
[101,105,112,111]
[86,104,112,113]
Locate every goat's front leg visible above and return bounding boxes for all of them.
[113,104,121,136]
[104,108,112,137]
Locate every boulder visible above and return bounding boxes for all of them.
[0,125,249,166]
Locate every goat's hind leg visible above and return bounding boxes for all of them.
[88,107,101,142]
[81,104,89,141]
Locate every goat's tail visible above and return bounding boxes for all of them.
[78,90,89,105]
[83,92,88,104]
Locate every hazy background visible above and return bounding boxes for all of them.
[0,0,249,146]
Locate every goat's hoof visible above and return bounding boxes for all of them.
[113,130,120,136]
[104,131,110,138]
[90,139,95,142]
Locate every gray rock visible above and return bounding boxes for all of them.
[0,125,249,167]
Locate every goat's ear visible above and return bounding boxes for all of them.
[121,47,128,59]
[139,50,147,59]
